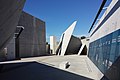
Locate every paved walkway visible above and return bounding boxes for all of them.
[0,55,103,80]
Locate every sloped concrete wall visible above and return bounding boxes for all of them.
[0,0,26,52]
[101,56,120,80]
[65,36,82,55]
[56,21,77,56]
[88,0,120,79]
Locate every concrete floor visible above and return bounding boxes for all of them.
[0,55,103,80]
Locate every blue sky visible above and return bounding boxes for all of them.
[23,0,111,42]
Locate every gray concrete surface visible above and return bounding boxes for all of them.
[17,11,46,57]
[88,1,120,79]
[0,0,26,52]
[56,21,77,56]
[6,38,15,60]
[101,56,120,80]
[65,35,82,55]
[0,55,103,80]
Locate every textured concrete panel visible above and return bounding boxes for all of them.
[90,0,120,42]
[0,0,26,52]
[61,21,77,56]
[6,38,15,60]
[56,21,77,56]
[18,11,46,58]
[101,56,120,80]
[88,0,120,79]
[65,36,82,55]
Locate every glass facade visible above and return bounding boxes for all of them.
[88,29,120,73]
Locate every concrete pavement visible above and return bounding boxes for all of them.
[0,55,103,80]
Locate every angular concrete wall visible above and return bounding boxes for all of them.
[78,38,89,55]
[56,21,76,55]
[101,56,120,80]
[56,21,82,55]
[65,35,82,55]
[0,0,26,52]
[60,21,77,56]
[88,0,120,79]
[18,11,46,58]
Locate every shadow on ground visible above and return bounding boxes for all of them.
[0,61,93,80]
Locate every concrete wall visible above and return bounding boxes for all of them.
[65,35,82,55]
[88,0,120,79]
[101,56,120,80]
[0,0,26,52]
[18,11,46,58]
[0,49,7,61]
[50,36,57,54]
[6,38,15,60]
[81,38,89,55]
[46,43,50,54]
[56,21,77,56]
[90,0,120,42]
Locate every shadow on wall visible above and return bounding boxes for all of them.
[65,35,82,55]
[101,56,120,80]
[0,61,93,80]
[80,45,87,55]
